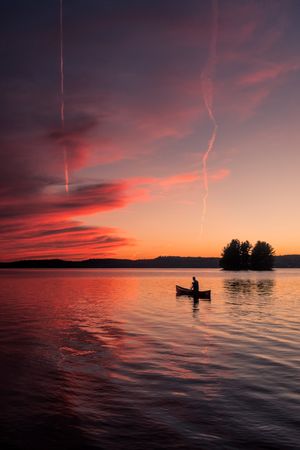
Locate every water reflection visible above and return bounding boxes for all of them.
[175,295,200,318]
[0,269,299,450]
[224,278,275,297]
[192,298,200,318]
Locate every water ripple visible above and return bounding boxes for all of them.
[0,269,299,449]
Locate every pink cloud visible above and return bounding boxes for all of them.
[208,168,230,182]
[238,62,300,86]
[126,168,230,191]
[159,172,200,187]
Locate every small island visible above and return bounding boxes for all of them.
[220,239,275,271]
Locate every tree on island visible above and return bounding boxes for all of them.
[220,239,275,271]
[250,241,275,271]
[240,240,252,270]
[219,239,243,270]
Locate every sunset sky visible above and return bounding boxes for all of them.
[1,0,300,260]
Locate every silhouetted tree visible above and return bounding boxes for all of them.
[240,240,252,270]
[250,241,275,270]
[220,239,241,270]
[220,239,275,271]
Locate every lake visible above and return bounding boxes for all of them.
[0,268,299,450]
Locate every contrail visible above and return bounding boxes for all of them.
[60,0,69,193]
[200,0,218,234]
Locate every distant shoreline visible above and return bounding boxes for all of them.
[0,255,299,269]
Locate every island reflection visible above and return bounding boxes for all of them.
[224,278,275,297]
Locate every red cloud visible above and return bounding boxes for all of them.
[0,167,229,261]
[0,181,139,260]
[0,182,139,221]
[0,219,133,261]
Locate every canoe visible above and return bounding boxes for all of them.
[176,285,211,300]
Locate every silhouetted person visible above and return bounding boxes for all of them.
[191,276,199,293]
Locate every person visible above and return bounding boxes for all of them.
[191,276,199,293]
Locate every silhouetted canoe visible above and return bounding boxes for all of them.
[176,285,211,300]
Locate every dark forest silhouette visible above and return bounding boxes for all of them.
[220,239,275,271]
[0,254,299,269]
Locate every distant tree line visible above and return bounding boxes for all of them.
[220,239,275,271]
[1,253,300,269]
[0,256,220,269]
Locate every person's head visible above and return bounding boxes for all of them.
[193,276,196,281]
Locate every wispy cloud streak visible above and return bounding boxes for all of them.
[60,0,69,192]
[200,0,218,234]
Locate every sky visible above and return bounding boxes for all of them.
[1,0,300,261]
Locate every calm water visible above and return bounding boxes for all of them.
[0,269,299,450]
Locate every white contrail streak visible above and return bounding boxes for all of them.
[200,0,218,234]
[60,0,69,193]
